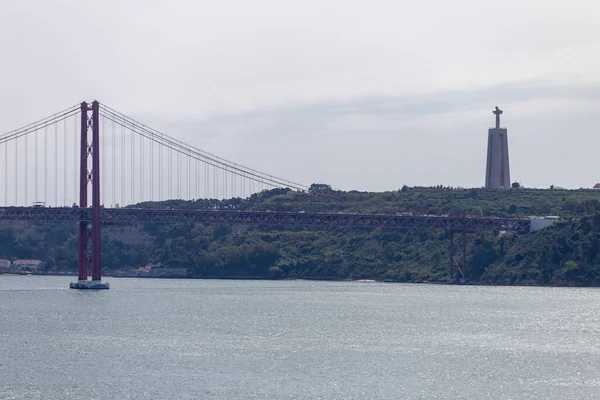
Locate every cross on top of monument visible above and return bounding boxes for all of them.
[493,106,503,128]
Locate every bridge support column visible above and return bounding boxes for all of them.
[461,226,467,280]
[448,227,468,283]
[91,101,102,283]
[77,102,89,282]
[449,232,455,281]
[70,100,108,290]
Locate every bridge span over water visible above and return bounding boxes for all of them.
[0,206,531,233]
[0,206,535,283]
[0,100,537,286]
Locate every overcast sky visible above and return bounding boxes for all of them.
[1,0,600,193]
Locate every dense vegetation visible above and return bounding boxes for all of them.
[4,184,600,286]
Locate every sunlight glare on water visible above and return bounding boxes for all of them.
[1,276,600,399]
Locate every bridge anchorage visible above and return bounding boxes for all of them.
[70,101,108,290]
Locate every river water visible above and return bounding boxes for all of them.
[1,276,599,399]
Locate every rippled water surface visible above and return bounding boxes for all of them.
[1,276,600,399]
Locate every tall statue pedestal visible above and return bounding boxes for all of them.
[485,106,511,189]
[485,127,511,189]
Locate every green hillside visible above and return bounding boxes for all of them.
[3,185,600,286]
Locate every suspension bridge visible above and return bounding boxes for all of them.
[0,100,531,288]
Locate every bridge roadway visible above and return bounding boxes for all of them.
[0,207,531,233]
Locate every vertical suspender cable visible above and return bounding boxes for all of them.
[140,132,144,201]
[54,123,58,205]
[64,117,67,205]
[71,112,77,206]
[3,138,7,205]
[213,164,216,206]
[34,126,38,202]
[131,128,135,204]
[209,164,212,205]
[34,127,38,203]
[121,125,124,206]
[187,151,190,200]
[14,138,18,205]
[25,132,28,205]
[168,147,172,200]
[112,119,115,207]
[158,138,162,201]
[44,125,48,203]
[44,124,48,204]
[150,132,153,201]
[177,149,181,199]
[74,114,78,206]
[102,115,106,206]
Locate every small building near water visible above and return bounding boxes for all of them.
[0,259,11,272]
[13,259,44,272]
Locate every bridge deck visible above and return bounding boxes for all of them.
[0,207,531,233]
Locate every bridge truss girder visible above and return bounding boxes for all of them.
[0,207,531,233]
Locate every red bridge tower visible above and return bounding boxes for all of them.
[70,101,109,290]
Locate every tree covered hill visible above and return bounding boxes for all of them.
[3,185,600,285]
[136,184,600,218]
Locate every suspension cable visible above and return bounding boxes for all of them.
[0,108,79,146]
[100,106,307,191]
[101,112,305,191]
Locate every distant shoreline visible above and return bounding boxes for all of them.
[2,272,598,288]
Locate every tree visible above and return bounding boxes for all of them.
[471,206,483,217]
[308,183,333,194]
[268,266,283,278]
[511,182,520,189]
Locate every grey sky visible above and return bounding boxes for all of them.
[1,0,599,192]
